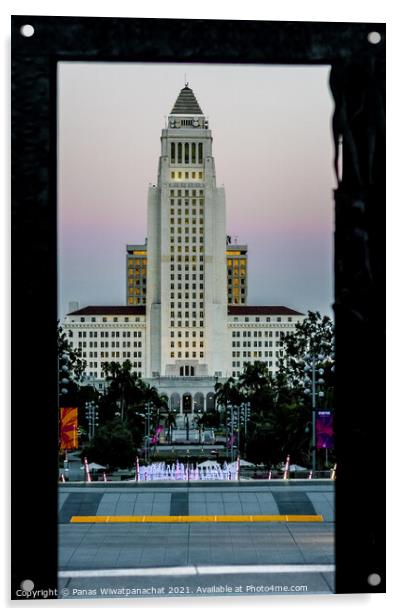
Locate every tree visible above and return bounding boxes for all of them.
[164,409,177,444]
[214,377,244,413]
[57,322,87,409]
[279,311,335,396]
[58,323,92,440]
[81,417,136,470]
[238,361,275,418]
[246,403,311,468]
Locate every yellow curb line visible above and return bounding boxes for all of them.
[70,514,323,524]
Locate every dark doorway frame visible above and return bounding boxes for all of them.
[11,16,385,597]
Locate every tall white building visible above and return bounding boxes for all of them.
[63,85,304,421]
[146,85,228,379]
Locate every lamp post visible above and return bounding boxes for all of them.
[226,404,236,463]
[145,402,151,463]
[303,354,326,474]
[85,401,99,440]
[183,394,191,441]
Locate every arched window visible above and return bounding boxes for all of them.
[191,143,196,164]
[170,393,180,412]
[179,367,184,376]
[194,392,204,412]
[183,393,192,412]
[171,142,175,163]
[206,392,215,411]
[178,142,182,164]
[198,143,203,164]
[184,143,189,164]
[190,366,194,376]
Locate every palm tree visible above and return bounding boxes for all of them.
[164,409,177,444]
[102,360,139,422]
[214,377,244,413]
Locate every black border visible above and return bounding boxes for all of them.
[11,15,385,598]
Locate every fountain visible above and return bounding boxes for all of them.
[135,460,239,481]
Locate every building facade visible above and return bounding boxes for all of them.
[63,85,304,421]
[126,239,248,307]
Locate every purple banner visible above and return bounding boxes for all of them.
[316,410,334,449]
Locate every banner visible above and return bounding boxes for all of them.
[60,407,78,450]
[150,425,163,445]
[316,410,334,449]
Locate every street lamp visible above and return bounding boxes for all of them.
[183,394,192,441]
[226,405,236,463]
[85,401,99,440]
[58,353,70,396]
[303,354,326,474]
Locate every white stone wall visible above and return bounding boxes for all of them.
[145,185,161,376]
[63,315,147,381]
[227,314,304,376]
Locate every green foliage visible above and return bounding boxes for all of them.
[57,322,86,382]
[81,418,136,470]
[246,404,311,468]
[57,322,91,426]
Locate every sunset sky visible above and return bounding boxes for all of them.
[58,62,335,318]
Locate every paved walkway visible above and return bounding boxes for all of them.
[59,484,334,521]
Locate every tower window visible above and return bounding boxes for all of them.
[171,142,175,163]
[198,142,203,163]
[178,142,182,164]
[184,143,189,164]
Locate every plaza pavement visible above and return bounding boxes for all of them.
[58,481,334,598]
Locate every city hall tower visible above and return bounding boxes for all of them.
[145,85,229,379]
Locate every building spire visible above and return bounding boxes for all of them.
[170,85,203,115]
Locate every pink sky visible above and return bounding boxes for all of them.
[58,62,335,317]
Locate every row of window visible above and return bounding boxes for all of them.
[170,189,204,197]
[171,263,204,272]
[170,293,204,301]
[232,330,283,338]
[170,330,203,337]
[76,330,142,338]
[86,371,142,378]
[75,316,143,323]
[127,258,147,266]
[170,247,204,256]
[170,142,203,164]
[128,288,146,296]
[170,351,204,358]
[227,259,247,267]
[171,341,204,348]
[171,171,203,180]
[231,316,294,323]
[171,304,204,312]
[232,359,280,368]
[232,340,277,348]
[170,225,204,234]
[170,274,204,282]
[170,217,204,225]
[171,321,204,328]
[170,237,204,245]
[78,342,142,349]
[228,280,246,287]
[232,350,283,358]
[86,351,142,358]
[170,255,204,263]
[170,200,204,207]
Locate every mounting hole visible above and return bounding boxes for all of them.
[20,24,35,38]
[367,31,381,45]
[367,573,381,586]
[20,579,34,591]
